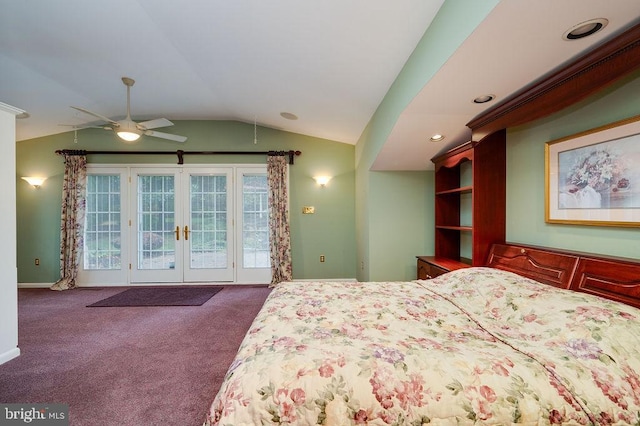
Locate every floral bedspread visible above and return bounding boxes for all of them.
[204,268,640,425]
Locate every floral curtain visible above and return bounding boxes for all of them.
[267,155,293,286]
[50,154,87,291]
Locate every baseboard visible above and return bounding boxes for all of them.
[18,282,52,289]
[0,347,20,365]
[18,282,268,288]
[18,279,356,289]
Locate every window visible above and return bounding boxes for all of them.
[190,174,228,269]
[242,174,270,268]
[83,174,122,270]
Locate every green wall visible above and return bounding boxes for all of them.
[368,171,433,281]
[355,0,499,281]
[507,71,640,259]
[16,120,356,284]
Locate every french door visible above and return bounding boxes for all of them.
[78,165,272,285]
[130,167,234,283]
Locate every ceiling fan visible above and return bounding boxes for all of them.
[71,77,187,143]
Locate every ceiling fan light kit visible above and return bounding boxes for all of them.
[116,119,142,142]
[71,77,187,143]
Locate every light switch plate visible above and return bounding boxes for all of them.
[302,206,315,214]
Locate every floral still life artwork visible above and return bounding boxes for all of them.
[546,116,640,226]
[558,139,638,209]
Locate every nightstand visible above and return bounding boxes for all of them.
[416,256,471,279]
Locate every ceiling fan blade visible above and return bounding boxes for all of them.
[70,106,119,126]
[144,130,187,143]
[137,118,174,130]
[58,124,109,130]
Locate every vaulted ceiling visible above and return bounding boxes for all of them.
[2,1,640,170]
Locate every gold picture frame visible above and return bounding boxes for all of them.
[545,115,640,227]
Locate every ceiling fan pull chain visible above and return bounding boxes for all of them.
[254,116,258,145]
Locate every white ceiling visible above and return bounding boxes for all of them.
[2,1,640,170]
[374,1,640,170]
[1,0,442,143]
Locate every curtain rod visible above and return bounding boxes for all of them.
[54,149,302,165]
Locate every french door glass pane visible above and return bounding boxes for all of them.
[243,175,270,268]
[190,175,227,269]
[84,175,121,270]
[137,175,175,269]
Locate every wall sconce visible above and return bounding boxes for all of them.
[21,176,46,188]
[314,176,331,186]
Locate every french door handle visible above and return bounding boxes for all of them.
[184,225,189,240]
[175,226,180,240]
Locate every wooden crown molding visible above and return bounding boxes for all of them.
[468,22,640,141]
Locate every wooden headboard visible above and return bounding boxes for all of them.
[487,243,640,309]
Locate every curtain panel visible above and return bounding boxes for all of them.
[267,155,293,285]
[50,154,87,291]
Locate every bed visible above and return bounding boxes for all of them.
[204,244,640,425]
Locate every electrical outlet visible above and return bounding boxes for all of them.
[320,255,325,263]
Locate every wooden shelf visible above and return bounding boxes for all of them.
[430,131,506,266]
[436,225,473,232]
[435,185,473,196]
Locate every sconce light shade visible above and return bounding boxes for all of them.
[314,176,331,186]
[22,176,46,188]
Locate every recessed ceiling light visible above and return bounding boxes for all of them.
[563,18,608,41]
[280,112,298,120]
[473,94,495,104]
[430,134,445,142]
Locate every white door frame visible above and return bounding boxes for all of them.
[181,167,234,282]
[79,164,276,286]
[234,166,271,284]
[130,167,184,283]
[77,167,130,286]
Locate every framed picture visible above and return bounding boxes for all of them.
[545,115,640,227]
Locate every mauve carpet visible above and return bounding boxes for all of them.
[0,285,271,426]
[87,286,224,307]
